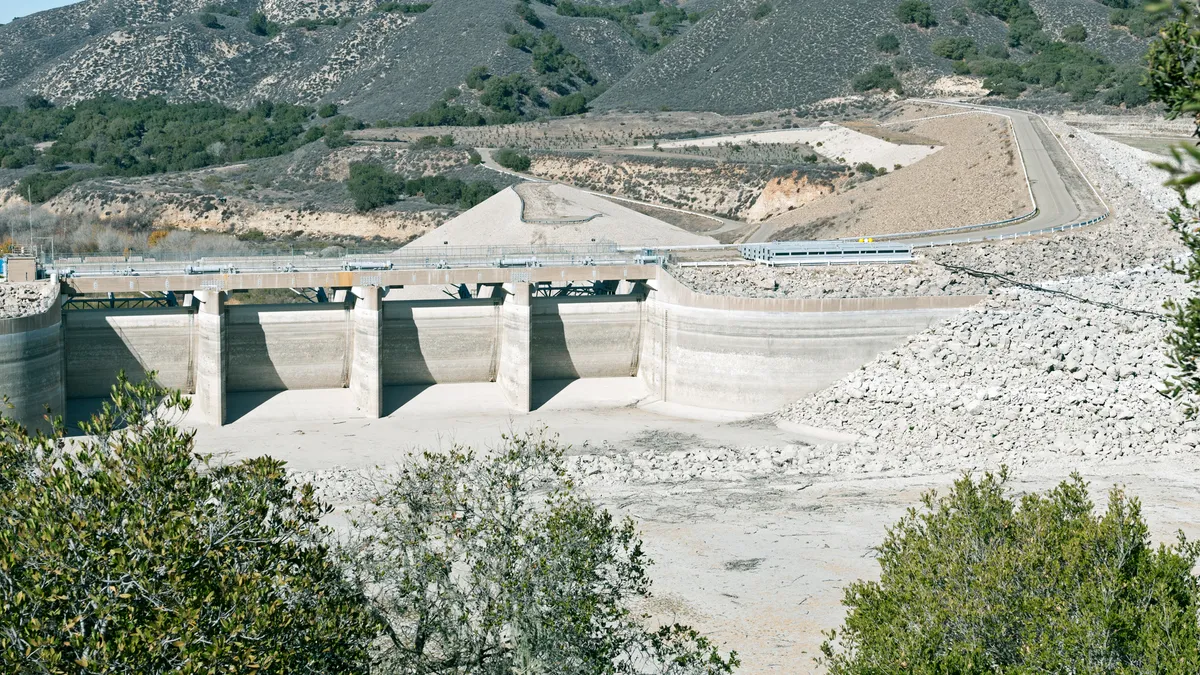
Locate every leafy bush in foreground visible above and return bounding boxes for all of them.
[0,376,378,674]
[821,470,1200,673]
[347,431,739,674]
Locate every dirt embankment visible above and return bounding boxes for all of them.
[526,153,769,219]
[761,112,1033,240]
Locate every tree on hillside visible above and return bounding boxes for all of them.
[820,471,1200,672]
[0,376,378,674]
[852,64,903,94]
[875,33,901,54]
[346,431,740,674]
[494,147,532,170]
[896,0,937,27]
[1146,1,1200,414]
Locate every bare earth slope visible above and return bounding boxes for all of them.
[759,112,1032,240]
[405,182,718,247]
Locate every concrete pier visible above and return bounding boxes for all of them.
[0,287,65,432]
[193,290,226,426]
[351,286,383,418]
[497,282,533,413]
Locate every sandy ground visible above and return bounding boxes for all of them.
[644,122,940,168]
[404,183,717,247]
[174,380,1200,674]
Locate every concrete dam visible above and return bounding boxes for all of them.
[1,266,981,431]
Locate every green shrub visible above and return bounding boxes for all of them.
[347,431,737,675]
[950,4,969,24]
[0,376,379,674]
[896,0,937,27]
[0,145,35,169]
[751,2,773,20]
[494,147,532,171]
[821,471,1200,673]
[982,42,1009,59]
[1062,22,1088,42]
[893,56,913,72]
[438,134,455,147]
[324,128,352,148]
[931,35,977,60]
[317,103,338,118]
[236,228,267,241]
[246,11,281,37]
[377,1,432,12]
[550,92,589,116]
[198,12,224,29]
[515,1,545,28]
[852,64,903,93]
[346,162,402,211]
[412,135,439,148]
[508,31,536,50]
[466,65,491,90]
[875,33,901,54]
[468,149,482,164]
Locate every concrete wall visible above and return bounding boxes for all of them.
[0,289,65,431]
[382,299,501,385]
[64,308,193,397]
[640,272,981,413]
[532,296,642,380]
[226,304,350,392]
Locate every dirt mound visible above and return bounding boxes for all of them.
[404,182,717,248]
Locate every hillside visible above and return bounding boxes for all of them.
[0,0,1157,117]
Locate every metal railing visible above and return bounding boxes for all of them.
[44,243,664,280]
[910,212,1109,249]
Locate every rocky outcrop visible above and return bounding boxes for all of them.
[744,172,838,223]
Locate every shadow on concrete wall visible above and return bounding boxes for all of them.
[382,384,432,416]
[381,304,439,386]
[225,316,287,423]
[531,310,575,410]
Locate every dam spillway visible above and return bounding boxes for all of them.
[0,267,981,430]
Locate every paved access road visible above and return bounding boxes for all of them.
[895,101,1108,246]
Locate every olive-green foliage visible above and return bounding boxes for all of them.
[198,12,224,29]
[821,471,1200,673]
[468,148,482,164]
[751,2,773,20]
[532,32,597,87]
[1062,22,1088,42]
[293,17,339,30]
[969,0,1043,45]
[554,0,676,53]
[875,33,901,54]
[466,65,491,90]
[494,147,532,170]
[480,74,539,120]
[896,0,937,27]
[246,11,281,37]
[515,1,545,28]
[852,64,903,93]
[0,376,378,674]
[1147,1,1200,414]
[402,100,487,127]
[550,92,590,115]
[950,4,970,24]
[346,161,496,211]
[1108,0,1169,37]
[318,103,338,118]
[376,1,432,12]
[0,97,317,202]
[347,430,738,675]
[931,35,977,60]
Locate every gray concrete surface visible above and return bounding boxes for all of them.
[498,282,533,413]
[0,287,64,432]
